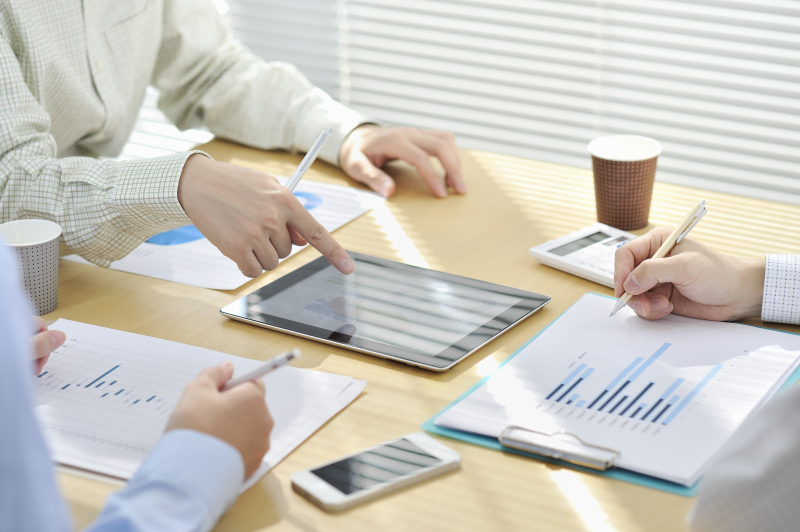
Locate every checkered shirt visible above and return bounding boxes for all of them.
[0,0,370,266]
[762,254,800,325]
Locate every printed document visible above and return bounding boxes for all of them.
[435,293,800,485]
[34,320,365,491]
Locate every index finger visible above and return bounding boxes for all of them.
[286,202,355,275]
[614,227,672,296]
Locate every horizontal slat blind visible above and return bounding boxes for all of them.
[343,0,800,203]
[226,0,341,98]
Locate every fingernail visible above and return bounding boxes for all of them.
[624,273,642,293]
[652,296,669,310]
[340,257,355,274]
[380,182,393,197]
[221,360,233,368]
[632,302,645,317]
[47,330,62,345]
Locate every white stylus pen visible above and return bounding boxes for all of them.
[222,349,301,390]
[284,127,334,192]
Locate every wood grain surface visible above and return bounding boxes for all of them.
[53,140,800,532]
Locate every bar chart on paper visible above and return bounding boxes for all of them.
[435,294,800,485]
[34,320,366,486]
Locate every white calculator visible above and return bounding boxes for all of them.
[529,224,637,288]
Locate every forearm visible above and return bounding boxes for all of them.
[2,151,199,266]
[154,0,371,166]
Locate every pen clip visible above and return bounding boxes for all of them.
[676,203,707,243]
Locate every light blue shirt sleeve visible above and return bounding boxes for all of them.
[0,245,245,532]
[88,430,244,532]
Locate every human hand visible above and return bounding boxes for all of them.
[339,125,466,198]
[614,226,765,321]
[30,316,66,374]
[178,155,354,278]
[165,361,273,480]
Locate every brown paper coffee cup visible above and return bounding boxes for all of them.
[588,135,662,231]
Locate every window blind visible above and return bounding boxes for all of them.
[343,0,800,204]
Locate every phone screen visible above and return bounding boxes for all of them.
[311,438,442,495]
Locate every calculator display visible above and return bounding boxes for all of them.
[548,231,610,257]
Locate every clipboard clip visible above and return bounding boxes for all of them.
[499,426,620,471]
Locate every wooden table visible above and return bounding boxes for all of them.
[54,140,800,532]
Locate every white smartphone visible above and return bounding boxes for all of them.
[291,433,461,512]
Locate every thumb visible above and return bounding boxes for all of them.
[198,360,234,391]
[346,152,395,197]
[623,255,691,295]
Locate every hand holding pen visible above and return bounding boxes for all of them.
[611,202,766,322]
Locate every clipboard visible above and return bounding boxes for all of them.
[422,293,800,497]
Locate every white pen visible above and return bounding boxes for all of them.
[610,200,708,317]
[284,127,333,192]
[222,349,301,390]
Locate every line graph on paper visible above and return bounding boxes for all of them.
[33,337,205,473]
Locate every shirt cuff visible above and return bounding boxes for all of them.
[293,91,375,167]
[128,429,244,524]
[761,254,800,324]
[79,150,209,266]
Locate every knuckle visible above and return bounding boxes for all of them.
[308,223,326,243]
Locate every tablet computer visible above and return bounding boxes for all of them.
[220,252,551,371]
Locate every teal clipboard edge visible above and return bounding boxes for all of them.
[422,292,800,498]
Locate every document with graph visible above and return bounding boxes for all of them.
[63,179,384,289]
[434,293,800,486]
[34,320,365,491]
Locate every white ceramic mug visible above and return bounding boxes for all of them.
[0,219,62,315]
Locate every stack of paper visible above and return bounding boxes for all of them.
[435,293,800,486]
[63,179,385,289]
[34,320,365,490]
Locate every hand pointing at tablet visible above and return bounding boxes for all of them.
[178,155,355,278]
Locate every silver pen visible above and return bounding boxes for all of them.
[285,127,333,192]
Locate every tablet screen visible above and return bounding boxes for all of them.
[221,253,550,370]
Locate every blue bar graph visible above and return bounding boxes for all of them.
[147,396,156,402]
[115,389,125,396]
[556,367,595,402]
[61,384,70,390]
[133,399,140,404]
[566,394,579,405]
[663,364,724,425]
[619,382,655,416]
[38,371,48,378]
[102,393,108,397]
[85,365,120,388]
[576,400,586,407]
[604,358,644,393]
[627,343,670,382]
[109,381,117,386]
[95,381,105,388]
[631,403,647,418]
[642,377,685,421]
[546,364,588,400]
[653,395,681,423]
[588,356,644,409]
[609,395,628,414]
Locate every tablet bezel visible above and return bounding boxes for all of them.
[220,252,551,371]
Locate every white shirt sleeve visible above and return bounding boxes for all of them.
[762,254,800,324]
[689,383,800,532]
